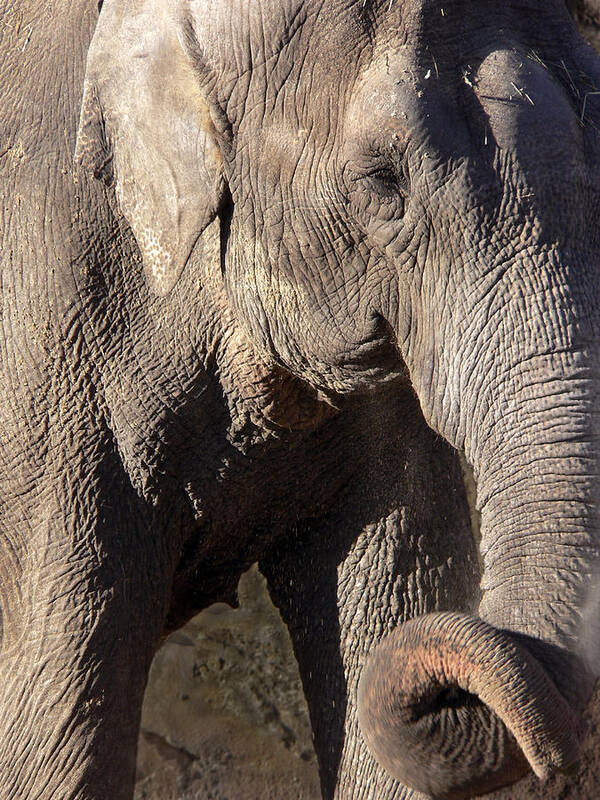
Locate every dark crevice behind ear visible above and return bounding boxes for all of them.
[219,187,234,279]
[75,0,226,295]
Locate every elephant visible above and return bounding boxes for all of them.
[1,0,600,798]
[571,0,600,52]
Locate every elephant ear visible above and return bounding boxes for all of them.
[75,0,225,295]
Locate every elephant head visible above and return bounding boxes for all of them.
[76,0,600,797]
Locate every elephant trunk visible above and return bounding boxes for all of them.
[473,357,600,706]
[357,612,583,799]
[358,343,600,796]
[357,22,600,796]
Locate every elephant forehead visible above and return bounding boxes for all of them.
[344,49,468,159]
[345,52,419,135]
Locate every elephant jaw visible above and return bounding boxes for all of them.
[357,612,584,799]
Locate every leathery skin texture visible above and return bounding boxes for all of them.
[1,1,600,799]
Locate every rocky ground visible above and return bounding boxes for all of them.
[134,566,321,800]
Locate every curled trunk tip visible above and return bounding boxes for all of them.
[357,611,583,799]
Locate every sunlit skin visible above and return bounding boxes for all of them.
[1,2,599,799]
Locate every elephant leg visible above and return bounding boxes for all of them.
[261,387,480,800]
[0,454,178,800]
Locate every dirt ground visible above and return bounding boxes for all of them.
[134,566,321,800]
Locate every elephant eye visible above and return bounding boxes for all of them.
[361,160,409,211]
[361,154,410,199]
[342,150,409,242]
[367,166,397,184]
[363,166,400,198]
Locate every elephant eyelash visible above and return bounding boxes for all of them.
[346,162,400,189]
[349,149,410,195]
[365,166,398,184]
[365,165,410,201]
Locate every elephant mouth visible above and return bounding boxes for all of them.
[357,612,584,799]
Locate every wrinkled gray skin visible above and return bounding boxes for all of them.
[1,1,600,799]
